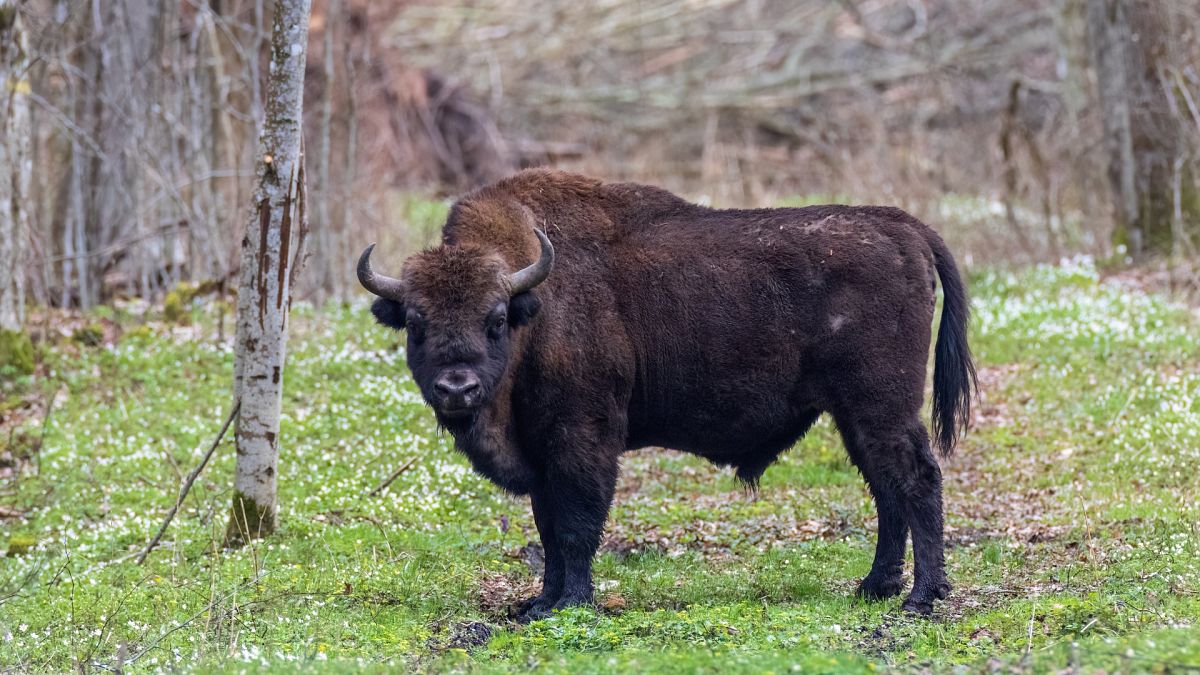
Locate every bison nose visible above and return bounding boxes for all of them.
[434,371,481,408]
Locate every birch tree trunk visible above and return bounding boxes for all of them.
[225,0,312,547]
[0,0,31,331]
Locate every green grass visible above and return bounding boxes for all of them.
[2,257,1199,672]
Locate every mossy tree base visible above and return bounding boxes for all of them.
[1114,163,1200,258]
[224,492,277,548]
[163,281,198,325]
[0,329,34,376]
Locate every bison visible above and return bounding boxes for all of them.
[357,169,975,620]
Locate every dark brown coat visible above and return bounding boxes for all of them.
[360,169,975,619]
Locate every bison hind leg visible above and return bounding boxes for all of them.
[836,412,949,616]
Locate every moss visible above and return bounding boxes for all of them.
[6,535,36,557]
[71,324,104,347]
[0,396,26,417]
[0,6,17,31]
[224,491,277,548]
[163,281,197,325]
[122,325,156,342]
[1179,166,1200,247]
[1122,164,1200,257]
[0,329,35,376]
[1110,224,1131,258]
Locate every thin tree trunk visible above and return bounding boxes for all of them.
[204,3,236,282]
[1086,0,1138,254]
[225,0,312,548]
[1087,0,1185,257]
[171,0,193,288]
[0,0,31,330]
[1055,0,1088,124]
[67,73,88,309]
[999,80,1037,260]
[250,0,265,131]
[340,27,358,285]
[313,0,339,302]
[188,17,219,285]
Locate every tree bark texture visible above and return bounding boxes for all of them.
[1086,0,1192,256]
[0,0,31,331]
[313,0,339,302]
[225,0,312,547]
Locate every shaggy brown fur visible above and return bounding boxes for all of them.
[362,169,976,620]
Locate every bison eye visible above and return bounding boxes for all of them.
[406,310,426,344]
[487,310,507,340]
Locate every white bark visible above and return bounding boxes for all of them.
[0,0,31,331]
[226,0,313,546]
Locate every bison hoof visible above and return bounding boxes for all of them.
[900,581,951,616]
[515,595,556,623]
[856,574,905,600]
[550,592,593,612]
[900,596,934,616]
[516,591,593,623]
[517,603,552,624]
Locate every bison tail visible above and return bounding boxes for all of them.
[928,230,977,456]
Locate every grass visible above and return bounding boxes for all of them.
[2,256,1199,672]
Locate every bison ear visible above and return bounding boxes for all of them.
[508,291,541,327]
[371,298,407,330]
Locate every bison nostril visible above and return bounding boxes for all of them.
[435,372,481,401]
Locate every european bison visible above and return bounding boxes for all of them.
[358,169,975,619]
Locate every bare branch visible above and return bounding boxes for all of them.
[137,400,241,565]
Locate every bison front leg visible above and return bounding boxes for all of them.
[517,489,565,621]
[519,451,618,622]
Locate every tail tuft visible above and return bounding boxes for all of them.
[928,232,977,456]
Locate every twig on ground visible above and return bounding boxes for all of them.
[137,400,241,565]
[0,556,51,608]
[34,382,62,477]
[1025,604,1035,658]
[354,514,397,558]
[1108,385,1140,429]
[368,456,418,496]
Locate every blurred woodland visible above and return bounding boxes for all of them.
[2,0,1200,313]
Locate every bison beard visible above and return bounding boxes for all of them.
[358,169,976,620]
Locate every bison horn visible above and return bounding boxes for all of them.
[357,244,406,301]
[506,228,555,296]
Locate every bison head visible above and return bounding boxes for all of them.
[357,230,553,428]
